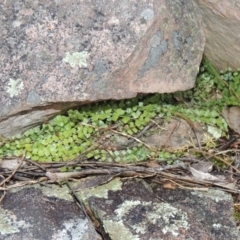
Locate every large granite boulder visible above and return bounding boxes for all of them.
[0,0,204,137]
[194,0,240,70]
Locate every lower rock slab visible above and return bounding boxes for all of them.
[0,184,101,240]
[72,177,239,240]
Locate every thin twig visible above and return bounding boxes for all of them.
[6,177,47,189]
[150,118,167,130]
[152,179,209,191]
[215,149,240,155]
[10,170,46,177]
[111,129,154,150]
[0,152,25,186]
[157,171,238,193]
[192,149,240,174]
[174,112,202,149]
[25,159,46,171]
[66,181,89,219]
[0,186,7,203]
[162,120,179,148]
[168,179,209,191]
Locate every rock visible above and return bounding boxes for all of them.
[0,184,101,240]
[0,0,204,137]
[72,178,239,240]
[222,106,240,135]
[100,118,205,151]
[0,179,238,239]
[194,0,240,70]
[144,118,205,150]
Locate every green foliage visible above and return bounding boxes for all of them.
[0,57,239,163]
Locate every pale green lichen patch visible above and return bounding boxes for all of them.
[191,189,232,203]
[6,78,24,98]
[207,125,222,139]
[63,51,88,68]
[9,184,73,201]
[77,178,122,201]
[104,220,140,240]
[0,208,31,235]
[115,200,189,237]
[39,184,73,201]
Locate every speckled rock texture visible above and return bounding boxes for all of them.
[194,0,240,70]
[73,178,239,240]
[0,180,239,240]
[0,0,205,137]
[0,184,101,240]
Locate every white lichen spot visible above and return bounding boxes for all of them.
[212,223,222,229]
[191,189,231,202]
[207,125,222,139]
[63,51,88,68]
[115,200,189,237]
[52,218,92,240]
[108,17,120,26]
[140,8,154,21]
[115,200,141,219]
[7,78,24,98]
[12,20,22,28]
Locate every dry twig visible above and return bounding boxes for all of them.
[111,129,154,150]
[0,152,25,187]
[192,149,240,174]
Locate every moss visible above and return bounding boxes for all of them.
[234,206,240,222]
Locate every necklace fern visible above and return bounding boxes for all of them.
[0,57,239,163]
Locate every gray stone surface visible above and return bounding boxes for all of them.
[72,178,239,240]
[0,0,205,137]
[194,0,240,70]
[0,184,101,240]
[0,179,238,240]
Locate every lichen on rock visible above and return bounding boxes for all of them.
[63,51,89,68]
[6,78,24,98]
